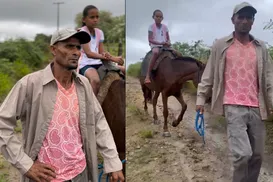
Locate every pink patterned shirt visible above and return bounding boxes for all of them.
[223,38,259,107]
[38,80,86,181]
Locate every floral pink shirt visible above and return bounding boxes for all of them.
[224,39,259,107]
[37,80,86,181]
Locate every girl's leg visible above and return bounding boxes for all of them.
[145,47,159,84]
[84,68,101,96]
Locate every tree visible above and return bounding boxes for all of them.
[172,40,210,62]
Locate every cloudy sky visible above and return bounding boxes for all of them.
[126,0,273,67]
[0,0,124,41]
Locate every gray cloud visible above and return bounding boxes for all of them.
[0,0,124,40]
[126,0,273,66]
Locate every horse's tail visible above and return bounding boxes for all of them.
[140,80,153,102]
[146,87,153,102]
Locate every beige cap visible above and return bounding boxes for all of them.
[233,2,257,15]
[50,28,90,46]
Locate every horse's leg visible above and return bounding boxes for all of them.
[144,99,148,111]
[141,83,148,111]
[162,91,171,137]
[144,90,148,112]
[172,91,187,127]
[153,91,160,124]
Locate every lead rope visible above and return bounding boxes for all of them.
[98,159,126,182]
[195,111,205,144]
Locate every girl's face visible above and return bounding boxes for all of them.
[82,8,99,28]
[153,11,163,24]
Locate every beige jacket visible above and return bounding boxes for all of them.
[196,33,273,120]
[0,63,122,182]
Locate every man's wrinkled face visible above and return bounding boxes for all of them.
[50,37,81,70]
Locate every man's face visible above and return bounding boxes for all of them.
[232,8,255,34]
[50,37,81,70]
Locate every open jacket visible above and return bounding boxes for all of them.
[0,63,122,182]
[196,33,273,120]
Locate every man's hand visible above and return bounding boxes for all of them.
[110,170,124,182]
[196,105,204,114]
[25,161,56,182]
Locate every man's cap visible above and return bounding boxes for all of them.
[233,2,257,15]
[50,28,90,46]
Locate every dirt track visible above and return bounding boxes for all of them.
[126,76,273,182]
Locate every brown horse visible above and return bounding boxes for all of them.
[139,50,206,137]
[99,71,126,176]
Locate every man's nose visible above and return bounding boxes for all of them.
[72,48,81,57]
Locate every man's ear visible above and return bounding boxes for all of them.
[50,45,57,56]
[231,15,235,25]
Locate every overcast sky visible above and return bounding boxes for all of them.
[0,0,124,41]
[126,0,273,67]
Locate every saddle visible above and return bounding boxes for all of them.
[96,60,124,104]
[140,47,178,77]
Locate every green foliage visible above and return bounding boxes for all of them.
[0,35,50,102]
[127,62,141,77]
[12,61,32,81]
[268,46,273,61]
[172,40,210,62]
[0,73,13,101]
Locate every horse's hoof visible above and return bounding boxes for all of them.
[163,132,171,137]
[153,119,160,125]
[172,121,179,127]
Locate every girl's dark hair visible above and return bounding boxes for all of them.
[152,9,163,17]
[82,5,98,26]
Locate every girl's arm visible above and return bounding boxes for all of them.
[166,32,171,44]
[82,43,106,60]
[99,42,124,65]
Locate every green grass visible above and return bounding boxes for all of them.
[0,155,10,182]
[127,104,148,122]
[14,120,22,133]
[139,130,153,139]
[0,173,8,182]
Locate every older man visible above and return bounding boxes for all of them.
[0,28,124,182]
[196,2,273,182]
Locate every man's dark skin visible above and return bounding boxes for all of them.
[25,37,124,182]
[196,7,255,114]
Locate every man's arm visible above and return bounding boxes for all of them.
[196,44,216,106]
[92,91,122,173]
[0,79,33,174]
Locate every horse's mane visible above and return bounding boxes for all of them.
[173,56,205,68]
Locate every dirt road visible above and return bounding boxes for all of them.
[126,76,273,182]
